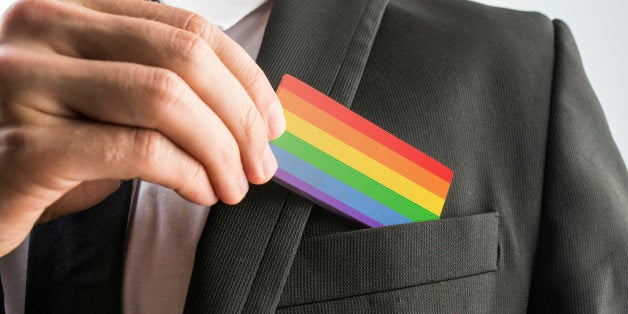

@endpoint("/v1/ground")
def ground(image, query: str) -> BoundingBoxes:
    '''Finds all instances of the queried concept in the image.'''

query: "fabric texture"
[9,0,628,312]
[527,20,628,311]
[123,2,272,312]
[123,182,210,314]
[24,181,133,313]
[184,0,389,312]
[274,1,628,311]
[279,213,500,308]
[0,239,27,314]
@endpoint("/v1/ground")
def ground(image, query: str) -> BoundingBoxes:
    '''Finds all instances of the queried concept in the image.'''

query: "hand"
[0,0,285,256]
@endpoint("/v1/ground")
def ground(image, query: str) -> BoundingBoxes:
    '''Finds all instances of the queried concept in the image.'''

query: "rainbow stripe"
[271,75,453,227]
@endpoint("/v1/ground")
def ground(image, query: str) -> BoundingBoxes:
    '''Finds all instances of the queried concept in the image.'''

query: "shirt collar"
[160,0,268,30]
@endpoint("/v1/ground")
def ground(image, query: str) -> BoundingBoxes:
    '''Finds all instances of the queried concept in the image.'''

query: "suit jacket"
[5,0,627,312]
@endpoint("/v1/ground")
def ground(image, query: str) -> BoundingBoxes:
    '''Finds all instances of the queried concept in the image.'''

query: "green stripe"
[273,132,438,221]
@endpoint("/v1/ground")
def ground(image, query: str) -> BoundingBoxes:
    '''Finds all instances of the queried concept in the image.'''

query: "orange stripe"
[278,87,450,199]
[280,74,453,182]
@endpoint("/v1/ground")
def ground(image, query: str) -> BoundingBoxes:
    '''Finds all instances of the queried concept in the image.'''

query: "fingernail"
[267,100,286,139]
[262,145,278,179]
[239,173,249,195]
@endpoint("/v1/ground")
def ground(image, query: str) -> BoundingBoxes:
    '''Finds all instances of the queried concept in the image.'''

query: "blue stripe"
[271,144,412,225]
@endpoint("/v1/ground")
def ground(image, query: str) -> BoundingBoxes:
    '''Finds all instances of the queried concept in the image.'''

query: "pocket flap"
[278,212,500,307]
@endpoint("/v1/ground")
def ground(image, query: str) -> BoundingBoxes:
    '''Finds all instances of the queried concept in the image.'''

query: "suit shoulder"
[386,0,555,56]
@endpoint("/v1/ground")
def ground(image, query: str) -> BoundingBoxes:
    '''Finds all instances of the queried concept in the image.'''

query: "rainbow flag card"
[270,75,453,227]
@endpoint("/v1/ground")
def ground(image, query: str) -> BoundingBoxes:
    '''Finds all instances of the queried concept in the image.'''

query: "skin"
[0,0,286,257]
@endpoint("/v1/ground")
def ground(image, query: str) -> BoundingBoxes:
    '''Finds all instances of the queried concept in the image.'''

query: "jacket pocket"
[277,212,500,308]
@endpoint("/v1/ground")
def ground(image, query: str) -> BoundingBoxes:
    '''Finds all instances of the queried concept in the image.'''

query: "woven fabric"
[276,1,628,311]
[14,0,628,312]
[24,181,133,313]
[183,0,389,312]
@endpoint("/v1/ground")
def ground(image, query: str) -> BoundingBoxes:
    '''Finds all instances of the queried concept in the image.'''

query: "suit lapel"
[184,0,389,312]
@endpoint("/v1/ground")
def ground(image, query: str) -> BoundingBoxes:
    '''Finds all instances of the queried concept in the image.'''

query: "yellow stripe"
[285,110,445,215]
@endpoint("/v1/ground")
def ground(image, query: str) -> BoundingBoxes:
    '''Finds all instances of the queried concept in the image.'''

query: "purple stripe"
[274,168,384,227]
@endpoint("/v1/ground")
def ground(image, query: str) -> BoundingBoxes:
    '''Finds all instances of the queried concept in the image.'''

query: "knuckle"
[0,49,19,83]
[216,137,239,168]
[2,0,39,27]
[132,129,165,171]
[148,68,182,94]
[240,66,273,111]
[1,3,27,33]
[2,0,60,31]
[0,127,28,160]
[182,13,214,43]
[201,21,227,51]
[240,103,265,144]
[145,68,186,122]
[0,47,33,82]
[240,66,265,91]
[102,129,126,165]
[171,29,208,65]
[0,127,42,177]
[185,161,206,188]
[0,49,12,72]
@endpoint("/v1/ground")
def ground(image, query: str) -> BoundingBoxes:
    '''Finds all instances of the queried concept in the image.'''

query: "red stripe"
[279,74,453,182]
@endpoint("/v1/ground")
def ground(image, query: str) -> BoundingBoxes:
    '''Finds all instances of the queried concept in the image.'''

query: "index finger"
[74,0,286,140]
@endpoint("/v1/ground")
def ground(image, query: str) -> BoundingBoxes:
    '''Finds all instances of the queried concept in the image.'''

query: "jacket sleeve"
[527,20,628,312]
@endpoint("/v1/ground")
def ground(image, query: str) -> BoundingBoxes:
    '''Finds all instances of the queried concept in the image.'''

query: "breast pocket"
[277,212,500,310]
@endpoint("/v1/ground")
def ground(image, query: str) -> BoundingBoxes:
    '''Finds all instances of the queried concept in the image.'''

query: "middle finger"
[14,0,277,184]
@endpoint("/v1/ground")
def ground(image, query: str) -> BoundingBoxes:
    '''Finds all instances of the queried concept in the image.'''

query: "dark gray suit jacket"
[7,0,628,313]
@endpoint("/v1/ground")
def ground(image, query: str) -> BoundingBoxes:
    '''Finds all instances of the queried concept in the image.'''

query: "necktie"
[183,182,311,313]
[183,0,388,310]
[25,181,133,313]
